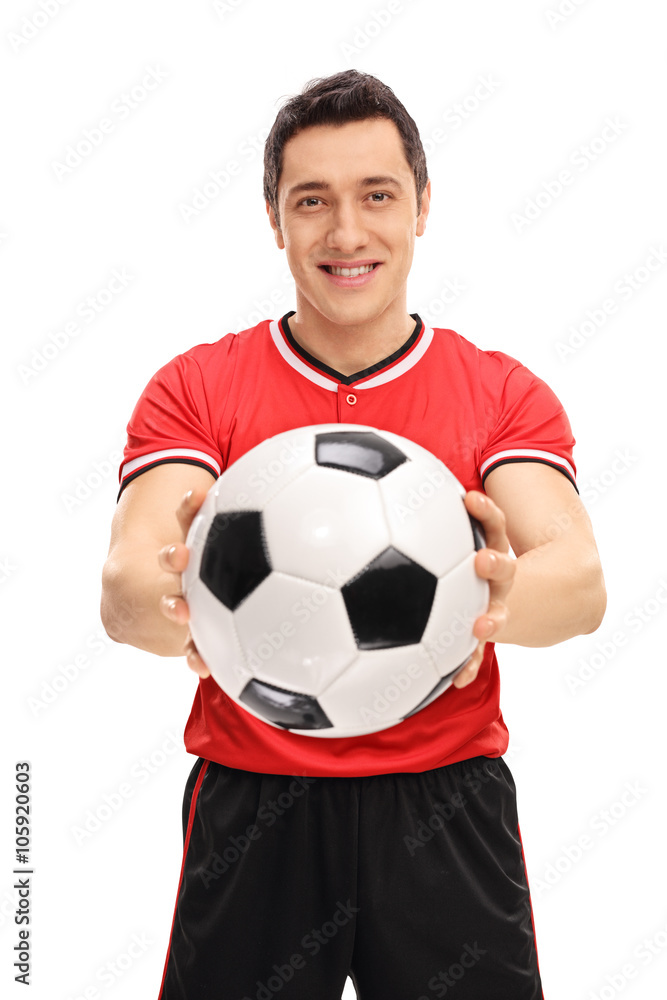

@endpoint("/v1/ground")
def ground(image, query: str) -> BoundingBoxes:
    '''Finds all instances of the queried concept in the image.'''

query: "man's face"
[268,118,430,329]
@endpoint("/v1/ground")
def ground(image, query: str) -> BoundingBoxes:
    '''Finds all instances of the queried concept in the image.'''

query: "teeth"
[326,264,376,276]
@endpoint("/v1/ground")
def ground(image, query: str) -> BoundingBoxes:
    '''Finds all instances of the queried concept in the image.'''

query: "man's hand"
[452,490,516,689]
[158,488,211,678]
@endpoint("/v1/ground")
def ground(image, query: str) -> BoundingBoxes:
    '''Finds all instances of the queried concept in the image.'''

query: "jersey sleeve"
[117,350,223,500]
[478,355,578,492]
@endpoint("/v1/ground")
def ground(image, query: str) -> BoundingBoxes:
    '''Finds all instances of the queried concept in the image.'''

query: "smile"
[321,263,379,276]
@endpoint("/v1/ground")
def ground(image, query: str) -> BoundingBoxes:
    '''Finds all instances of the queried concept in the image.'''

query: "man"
[101,70,606,999]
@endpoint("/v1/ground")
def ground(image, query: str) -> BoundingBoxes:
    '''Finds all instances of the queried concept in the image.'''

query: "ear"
[416,179,431,237]
[267,201,285,249]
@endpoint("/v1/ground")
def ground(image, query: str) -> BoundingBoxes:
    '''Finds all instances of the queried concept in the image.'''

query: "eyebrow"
[286,175,404,200]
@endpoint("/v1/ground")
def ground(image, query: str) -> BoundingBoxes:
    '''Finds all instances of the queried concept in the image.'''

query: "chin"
[321,296,385,326]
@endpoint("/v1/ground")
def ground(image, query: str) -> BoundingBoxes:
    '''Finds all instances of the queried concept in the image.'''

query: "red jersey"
[118,312,577,776]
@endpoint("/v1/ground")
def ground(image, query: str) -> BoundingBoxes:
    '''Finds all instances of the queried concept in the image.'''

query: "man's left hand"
[452,490,516,689]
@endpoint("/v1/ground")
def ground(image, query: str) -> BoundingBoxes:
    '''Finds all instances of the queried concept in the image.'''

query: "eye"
[300,197,322,207]
[368,192,390,203]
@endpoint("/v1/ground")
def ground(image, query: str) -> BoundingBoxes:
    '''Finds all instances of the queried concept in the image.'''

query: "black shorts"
[157,755,544,1000]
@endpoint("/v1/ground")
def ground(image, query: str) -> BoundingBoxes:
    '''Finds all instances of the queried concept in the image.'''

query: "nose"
[325,199,369,254]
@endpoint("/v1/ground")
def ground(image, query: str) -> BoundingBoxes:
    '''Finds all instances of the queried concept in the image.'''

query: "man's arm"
[100,463,215,657]
[483,461,606,646]
[452,462,606,690]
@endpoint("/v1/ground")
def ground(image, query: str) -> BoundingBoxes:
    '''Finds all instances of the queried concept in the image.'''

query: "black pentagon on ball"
[468,513,486,552]
[342,546,437,649]
[199,510,271,611]
[239,678,333,730]
[315,430,407,479]
[400,654,473,720]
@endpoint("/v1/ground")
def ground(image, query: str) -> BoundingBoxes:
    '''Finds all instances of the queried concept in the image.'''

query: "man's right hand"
[158,487,212,678]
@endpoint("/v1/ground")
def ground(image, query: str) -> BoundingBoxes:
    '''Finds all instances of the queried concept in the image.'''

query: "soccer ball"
[182,424,489,738]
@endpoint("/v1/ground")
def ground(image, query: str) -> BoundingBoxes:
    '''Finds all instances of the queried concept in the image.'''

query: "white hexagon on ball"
[379,455,472,579]
[319,642,440,730]
[264,464,388,587]
[234,572,358,695]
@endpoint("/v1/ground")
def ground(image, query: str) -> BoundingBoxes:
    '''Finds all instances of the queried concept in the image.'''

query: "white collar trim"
[268,319,434,392]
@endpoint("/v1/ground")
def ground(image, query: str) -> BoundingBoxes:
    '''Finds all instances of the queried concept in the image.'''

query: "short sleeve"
[117,350,223,500]
[478,356,578,493]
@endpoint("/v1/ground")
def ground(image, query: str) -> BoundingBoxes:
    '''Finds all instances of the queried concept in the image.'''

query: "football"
[182,424,489,738]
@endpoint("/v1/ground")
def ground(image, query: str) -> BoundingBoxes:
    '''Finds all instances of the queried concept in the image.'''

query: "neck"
[288,298,417,377]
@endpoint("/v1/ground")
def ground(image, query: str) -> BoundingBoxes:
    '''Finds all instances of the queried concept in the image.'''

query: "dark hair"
[263,69,428,229]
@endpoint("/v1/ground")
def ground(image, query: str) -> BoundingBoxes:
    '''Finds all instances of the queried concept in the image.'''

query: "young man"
[101,70,606,999]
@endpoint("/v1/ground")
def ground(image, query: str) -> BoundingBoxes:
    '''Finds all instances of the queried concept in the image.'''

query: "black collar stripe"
[279,311,424,387]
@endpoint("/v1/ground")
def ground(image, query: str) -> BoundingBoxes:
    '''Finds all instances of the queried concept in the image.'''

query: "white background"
[2,0,666,997]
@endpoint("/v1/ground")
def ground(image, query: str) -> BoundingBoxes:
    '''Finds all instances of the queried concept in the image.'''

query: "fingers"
[158,541,190,575]
[160,596,210,677]
[466,491,515,612]
[185,639,211,679]
[453,494,515,690]
[452,645,485,688]
[474,547,515,595]
[158,487,209,574]
[155,487,212,681]
[175,488,209,539]
[160,593,190,626]
[160,597,210,678]
[451,602,505,689]
[473,597,509,642]
[464,490,509,555]
[453,579,513,689]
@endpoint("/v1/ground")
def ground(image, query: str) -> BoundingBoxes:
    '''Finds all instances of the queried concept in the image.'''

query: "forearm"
[100,546,188,656]
[491,541,606,647]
